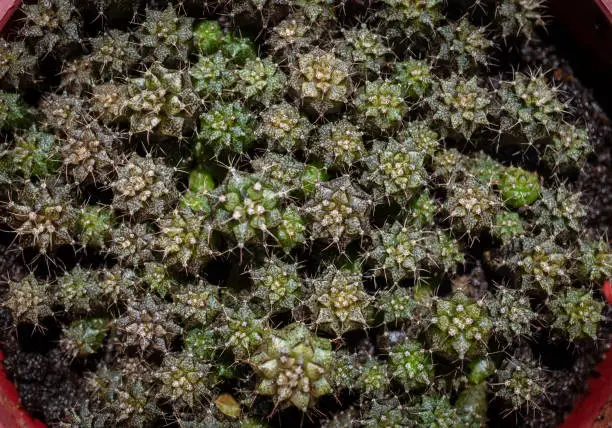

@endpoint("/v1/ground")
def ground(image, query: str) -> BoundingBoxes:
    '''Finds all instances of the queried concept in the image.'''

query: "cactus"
[576,239,612,284]
[139,6,194,65]
[430,75,492,139]
[193,20,224,55]
[156,353,211,408]
[497,167,541,209]
[308,265,373,336]
[233,57,287,107]
[2,127,60,179]
[0,39,37,89]
[111,154,177,220]
[250,256,302,313]
[533,185,586,238]
[90,30,140,80]
[542,123,592,174]
[494,354,547,413]
[393,59,435,100]
[302,176,373,246]
[256,101,313,152]
[155,208,215,273]
[76,206,114,249]
[250,323,333,410]
[549,288,604,341]
[437,19,494,73]
[489,287,537,342]
[61,125,117,185]
[126,64,198,137]
[353,79,407,133]
[0,91,30,129]
[492,211,525,245]
[427,292,493,359]
[4,180,77,253]
[196,101,256,157]
[117,295,182,354]
[512,235,571,294]
[444,177,501,236]
[171,282,221,327]
[338,26,390,78]
[496,0,547,42]
[19,0,82,57]
[362,138,427,203]
[389,340,434,390]
[217,303,267,359]
[61,318,110,359]
[313,118,366,169]
[497,72,565,143]
[4,274,53,325]
[289,49,352,115]
[377,0,443,40]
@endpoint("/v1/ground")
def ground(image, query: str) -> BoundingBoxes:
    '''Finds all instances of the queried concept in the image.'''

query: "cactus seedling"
[139,6,194,65]
[389,340,434,390]
[250,256,302,313]
[256,102,313,152]
[308,265,373,336]
[250,323,333,411]
[290,48,352,115]
[4,274,53,325]
[498,167,541,209]
[427,292,493,359]
[302,176,373,247]
[549,287,604,341]
[196,101,256,157]
[354,79,407,133]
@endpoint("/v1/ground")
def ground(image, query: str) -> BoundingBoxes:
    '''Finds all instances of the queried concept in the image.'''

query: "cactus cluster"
[0,1,609,427]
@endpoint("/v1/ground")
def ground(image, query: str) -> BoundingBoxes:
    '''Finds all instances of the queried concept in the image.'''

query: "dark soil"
[0,12,611,428]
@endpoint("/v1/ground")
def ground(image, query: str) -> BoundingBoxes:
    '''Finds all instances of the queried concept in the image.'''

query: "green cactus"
[497,72,565,143]
[139,6,194,65]
[542,123,592,174]
[427,292,493,359]
[313,118,366,169]
[430,75,492,139]
[250,256,302,313]
[550,288,604,341]
[61,318,110,359]
[437,19,494,73]
[492,211,525,245]
[250,323,333,410]
[338,26,390,78]
[256,101,313,152]
[90,30,140,80]
[189,53,235,101]
[444,177,501,236]
[393,59,435,100]
[196,101,256,157]
[171,282,221,327]
[308,265,373,336]
[4,180,77,253]
[4,274,53,325]
[494,354,547,413]
[489,287,537,342]
[498,167,541,209]
[111,154,177,220]
[576,239,612,284]
[0,39,37,89]
[302,176,373,246]
[126,63,198,137]
[378,0,444,40]
[389,340,434,390]
[290,49,352,115]
[19,0,82,57]
[217,303,267,359]
[233,57,287,107]
[0,91,31,129]
[533,185,586,238]
[2,127,60,179]
[193,20,224,55]
[497,0,547,42]
[156,353,211,408]
[354,79,407,133]
[362,138,427,203]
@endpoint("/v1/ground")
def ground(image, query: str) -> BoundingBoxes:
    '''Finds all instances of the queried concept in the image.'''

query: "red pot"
[0,0,610,426]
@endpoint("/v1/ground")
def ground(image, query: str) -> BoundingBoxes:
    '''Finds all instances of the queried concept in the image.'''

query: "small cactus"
[430,75,492,139]
[61,318,110,359]
[196,101,256,157]
[139,6,194,65]
[90,30,140,80]
[250,256,303,313]
[437,19,494,73]
[353,79,407,133]
[497,167,541,209]
[427,292,493,359]
[250,323,333,410]
[156,353,211,408]
[313,118,366,169]
[256,101,313,152]
[302,176,373,246]
[389,340,434,390]
[4,274,53,325]
[308,265,373,336]
[393,59,435,100]
[549,287,604,341]
[289,49,352,115]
